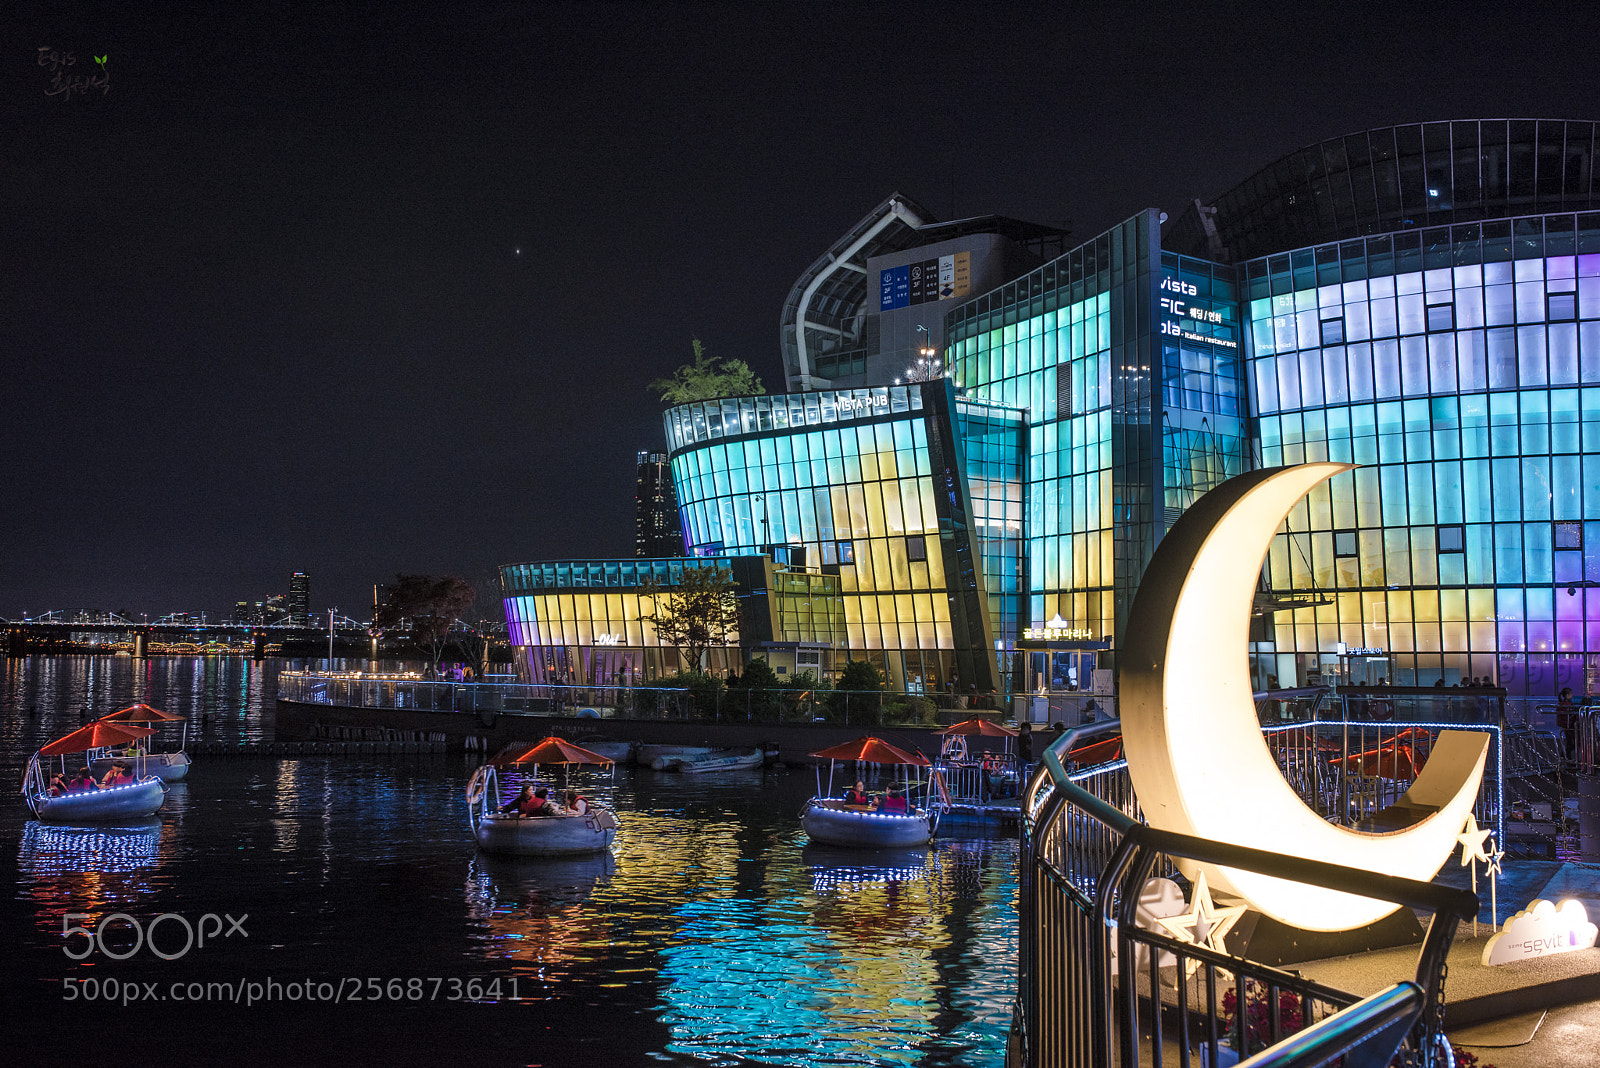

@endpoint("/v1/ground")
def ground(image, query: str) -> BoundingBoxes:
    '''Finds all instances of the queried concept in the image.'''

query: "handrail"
[1235,982,1424,1068]
[1035,730,1478,920]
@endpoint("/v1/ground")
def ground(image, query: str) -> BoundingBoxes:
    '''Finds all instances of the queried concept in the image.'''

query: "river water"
[0,657,1016,1068]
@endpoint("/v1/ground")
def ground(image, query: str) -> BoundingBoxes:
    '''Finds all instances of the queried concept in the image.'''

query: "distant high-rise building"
[634,451,684,557]
[288,572,310,627]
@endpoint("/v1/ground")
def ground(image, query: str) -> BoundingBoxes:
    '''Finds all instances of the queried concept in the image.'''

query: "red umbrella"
[495,737,614,767]
[97,703,186,722]
[809,736,931,766]
[1330,742,1423,779]
[941,718,1019,738]
[1068,735,1124,765]
[38,722,157,756]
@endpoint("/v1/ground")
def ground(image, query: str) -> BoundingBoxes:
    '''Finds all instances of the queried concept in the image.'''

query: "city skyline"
[7,1,1597,617]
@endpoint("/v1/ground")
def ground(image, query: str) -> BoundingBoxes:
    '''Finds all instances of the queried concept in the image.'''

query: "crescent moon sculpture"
[1121,463,1489,932]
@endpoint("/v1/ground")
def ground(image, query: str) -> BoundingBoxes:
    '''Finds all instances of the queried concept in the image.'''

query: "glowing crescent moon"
[1121,463,1489,932]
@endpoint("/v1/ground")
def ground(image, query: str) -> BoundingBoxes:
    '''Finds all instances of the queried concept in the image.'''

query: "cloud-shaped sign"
[1482,898,1598,966]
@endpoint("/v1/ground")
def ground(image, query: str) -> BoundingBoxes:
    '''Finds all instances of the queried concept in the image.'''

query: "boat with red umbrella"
[800,736,944,848]
[89,704,191,782]
[22,722,167,822]
[467,737,620,856]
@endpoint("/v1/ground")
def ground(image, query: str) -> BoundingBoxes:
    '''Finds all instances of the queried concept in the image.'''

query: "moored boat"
[468,736,619,857]
[799,736,946,848]
[638,743,716,769]
[666,746,769,774]
[574,736,637,765]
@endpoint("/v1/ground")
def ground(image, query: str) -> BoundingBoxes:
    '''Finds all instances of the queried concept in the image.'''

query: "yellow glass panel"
[894,593,913,624]
[926,545,945,588]
[1468,589,1495,621]
[844,598,861,624]
[1440,589,1467,622]
[864,482,886,533]
[1413,589,1439,622]
[882,480,905,532]
[1387,591,1413,624]
[934,597,950,622]
[1415,623,1442,652]
[879,450,898,480]
[901,481,924,533]
[918,621,937,647]
[1469,622,1495,649]
[935,621,953,646]
[860,448,879,482]
[900,622,919,648]
[888,539,910,588]
[860,597,878,625]
[909,560,929,589]
[1442,622,1468,650]
[1389,625,1415,652]
[870,539,891,591]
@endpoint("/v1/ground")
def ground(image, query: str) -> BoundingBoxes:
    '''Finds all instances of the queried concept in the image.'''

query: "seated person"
[498,785,536,815]
[843,780,871,806]
[48,772,68,797]
[68,767,99,792]
[564,789,588,815]
[878,785,909,814]
[525,787,565,817]
[101,762,134,787]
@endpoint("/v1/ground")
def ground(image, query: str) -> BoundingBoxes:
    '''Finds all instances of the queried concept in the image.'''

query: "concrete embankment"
[273,699,999,765]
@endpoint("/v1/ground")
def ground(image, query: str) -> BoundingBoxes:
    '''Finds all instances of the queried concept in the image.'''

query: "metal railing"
[276,671,959,727]
[1012,732,1478,1068]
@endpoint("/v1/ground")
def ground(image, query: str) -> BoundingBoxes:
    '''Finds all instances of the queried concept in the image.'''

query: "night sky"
[5,1,1596,620]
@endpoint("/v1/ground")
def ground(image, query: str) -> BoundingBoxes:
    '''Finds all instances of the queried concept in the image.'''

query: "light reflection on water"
[4,656,1014,1067]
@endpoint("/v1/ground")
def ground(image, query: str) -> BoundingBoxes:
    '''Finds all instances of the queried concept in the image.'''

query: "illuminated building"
[287,572,310,628]
[504,120,1600,699]
[781,194,1068,391]
[634,450,685,558]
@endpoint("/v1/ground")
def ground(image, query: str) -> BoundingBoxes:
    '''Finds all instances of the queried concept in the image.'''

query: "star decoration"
[1484,841,1504,879]
[1457,815,1492,866]
[1154,870,1248,977]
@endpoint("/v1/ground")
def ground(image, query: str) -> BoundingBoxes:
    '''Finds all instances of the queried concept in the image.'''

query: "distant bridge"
[1,620,372,659]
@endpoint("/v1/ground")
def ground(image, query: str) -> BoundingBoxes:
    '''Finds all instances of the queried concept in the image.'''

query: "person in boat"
[100,762,134,788]
[48,772,69,797]
[878,785,909,814]
[564,789,588,815]
[68,767,100,792]
[843,780,871,806]
[498,785,536,816]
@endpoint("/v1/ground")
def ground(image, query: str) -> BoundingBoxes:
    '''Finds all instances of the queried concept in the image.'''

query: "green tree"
[649,338,766,404]
[826,659,885,723]
[637,564,741,674]
[374,574,476,670]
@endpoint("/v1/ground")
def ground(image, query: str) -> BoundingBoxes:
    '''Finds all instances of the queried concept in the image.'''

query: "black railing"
[1012,733,1478,1068]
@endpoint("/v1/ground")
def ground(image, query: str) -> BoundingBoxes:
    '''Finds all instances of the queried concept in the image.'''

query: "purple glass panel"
[1498,621,1526,651]
[1498,654,1527,696]
[1526,620,1555,651]
[1557,621,1584,651]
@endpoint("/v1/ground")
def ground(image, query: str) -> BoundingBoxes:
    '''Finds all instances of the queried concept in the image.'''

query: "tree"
[637,564,741,674]
[373,574,476,670]
[649,338,765,404]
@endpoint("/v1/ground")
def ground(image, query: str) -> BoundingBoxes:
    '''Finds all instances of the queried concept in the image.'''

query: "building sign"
[1023,624,1096,641]
[1159,275,1238,350]
[1482,899,1598,966]
[837,394,890,414]
[593,633,622,646]
[1336,643,1386,657]
[880,252,972,310]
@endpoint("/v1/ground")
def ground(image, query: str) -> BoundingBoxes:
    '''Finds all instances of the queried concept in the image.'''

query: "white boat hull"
[91,752,190,782]
[29,778,166,822]
[672,747,765,774]
[800,799,936,848]
[639,744,715,768]
[474,811,618,856]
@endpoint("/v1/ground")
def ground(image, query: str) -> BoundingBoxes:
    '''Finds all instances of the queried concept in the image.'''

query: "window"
[906,535,928,562]
[1320,317,1345,346]
[1426,303,1455,332]
[1548,292,1577,321]
[1554,521,1583,549]
[1055,362,1072,416]
[837,540,855,565]
[1438,524,1465,552]
[1334,530,1359,557]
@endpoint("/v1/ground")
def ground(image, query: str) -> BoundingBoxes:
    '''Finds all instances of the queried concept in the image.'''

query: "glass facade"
[498,120,1600,702]
[501,556,843,684]
[666,382,1013,694]
[1245,213,1600,695]
[945,211,1246,659]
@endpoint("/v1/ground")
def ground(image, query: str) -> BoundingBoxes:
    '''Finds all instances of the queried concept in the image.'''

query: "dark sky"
[5,1,1596,620]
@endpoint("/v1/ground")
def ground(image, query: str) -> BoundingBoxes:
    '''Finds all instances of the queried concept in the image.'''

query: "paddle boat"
[467,737,619,856]
[662,745,771,774]
[88,704,191,782]
[935,717,1022,804]
[799,736,946,848]
[22,722,166,823]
